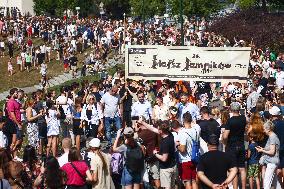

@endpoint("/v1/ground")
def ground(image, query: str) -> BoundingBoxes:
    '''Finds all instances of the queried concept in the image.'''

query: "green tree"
[129,0,166,18]
[170,0,223,17]
[33,0,96,17]
[56,0,78,16]
[33,0,58,15]
[236,0,284,10]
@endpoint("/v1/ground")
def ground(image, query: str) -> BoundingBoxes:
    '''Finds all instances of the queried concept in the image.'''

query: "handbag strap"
[70,162,86,181]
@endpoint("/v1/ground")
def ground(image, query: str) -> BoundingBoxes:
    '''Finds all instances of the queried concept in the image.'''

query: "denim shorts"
[121,167,142,186]
[16,127,23,140]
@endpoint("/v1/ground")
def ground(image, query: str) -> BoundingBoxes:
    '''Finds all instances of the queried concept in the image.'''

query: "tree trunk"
[262,0,267,12]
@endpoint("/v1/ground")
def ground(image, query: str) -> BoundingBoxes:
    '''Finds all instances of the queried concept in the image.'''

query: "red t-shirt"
[27,39,33,47]
[61,161,88,186]
[6,99,21,123]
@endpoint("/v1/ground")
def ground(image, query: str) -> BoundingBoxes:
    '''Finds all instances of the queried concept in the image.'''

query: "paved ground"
[0,55,124,101]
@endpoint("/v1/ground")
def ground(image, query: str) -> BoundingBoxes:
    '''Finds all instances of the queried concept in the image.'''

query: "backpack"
[58,105,66,120]
[185,128,200,164]
[125,143,144,173]
[110,152,124,175]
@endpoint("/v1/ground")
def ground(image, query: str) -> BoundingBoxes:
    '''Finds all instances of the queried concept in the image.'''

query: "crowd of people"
[0,12,284,189]
[0,14,248,86]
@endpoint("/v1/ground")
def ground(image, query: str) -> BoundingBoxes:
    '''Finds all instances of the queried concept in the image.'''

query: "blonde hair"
[264,120,275,131]
[86,94,96,103]
[211,107,220,118]
[62,138,72,149]
[220,110,230,125]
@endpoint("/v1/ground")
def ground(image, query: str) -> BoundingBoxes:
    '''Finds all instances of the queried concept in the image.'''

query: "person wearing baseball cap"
[270,106,284,178]
[113,126,145,188]
[89,138,112,189]
[222,101,247,189]
[123,127,134,137]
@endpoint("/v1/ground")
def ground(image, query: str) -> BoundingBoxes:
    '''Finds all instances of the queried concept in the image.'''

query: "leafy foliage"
[33,0,96,17]
[129,0,166,18]
[208,8,284,52]
[170,0,223,17]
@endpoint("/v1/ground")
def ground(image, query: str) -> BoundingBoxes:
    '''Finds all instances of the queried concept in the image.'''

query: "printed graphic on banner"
[125,46,251,82]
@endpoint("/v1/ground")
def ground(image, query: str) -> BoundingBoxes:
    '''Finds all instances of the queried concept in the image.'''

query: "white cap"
[89,138,101,148]
[269,106,281,116]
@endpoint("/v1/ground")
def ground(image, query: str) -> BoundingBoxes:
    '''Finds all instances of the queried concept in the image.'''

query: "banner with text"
[125,46,251,82]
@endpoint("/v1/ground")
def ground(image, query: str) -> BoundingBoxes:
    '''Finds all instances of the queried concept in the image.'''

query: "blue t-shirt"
[279,105,284,116]
[248,142,259,165]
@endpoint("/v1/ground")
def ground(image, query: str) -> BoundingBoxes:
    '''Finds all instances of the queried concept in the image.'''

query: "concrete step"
[57,74,69,82]
[48,79,60,87]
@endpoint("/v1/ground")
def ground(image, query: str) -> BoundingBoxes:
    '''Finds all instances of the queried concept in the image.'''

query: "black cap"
[207,134,219,145]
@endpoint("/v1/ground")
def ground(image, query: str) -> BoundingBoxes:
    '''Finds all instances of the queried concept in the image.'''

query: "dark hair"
[23,145,37,176]
[68,147,82,162]
[248,131,258,141]
[170,120,181,129]
[180,93,188,97]
[0,149,12,178]
[45,156,64,189]
[200,106,210,115]
[183,112,192,123]
[137,90,144,96]
[9,88,18,95]
[158,120,171,133]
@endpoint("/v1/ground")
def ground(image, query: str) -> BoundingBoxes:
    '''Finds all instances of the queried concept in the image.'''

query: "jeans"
[263,163,281,189]
[104,117,121,145]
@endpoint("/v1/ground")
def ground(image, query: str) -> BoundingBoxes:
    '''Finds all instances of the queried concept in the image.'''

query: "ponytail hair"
[96,150,108,174]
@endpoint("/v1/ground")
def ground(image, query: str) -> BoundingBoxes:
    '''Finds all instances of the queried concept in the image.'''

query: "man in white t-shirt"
[131,91,153,121]
[100,86,121,147]
[176,112,201,189]
[56,89,74,140]
[58,138,72,167]
[275,66,284,89]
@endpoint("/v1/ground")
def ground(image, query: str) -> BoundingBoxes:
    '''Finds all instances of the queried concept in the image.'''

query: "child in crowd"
[7,59,13,76]
[40,62,48,89]
[45,101,61,157]
[247,132,261,189]
[16,54,23,71]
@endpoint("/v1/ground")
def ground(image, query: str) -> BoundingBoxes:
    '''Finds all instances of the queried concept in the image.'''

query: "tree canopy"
[33,0,284,18]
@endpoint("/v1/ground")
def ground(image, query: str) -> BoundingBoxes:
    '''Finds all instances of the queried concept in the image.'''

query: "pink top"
[61,161,88,186]
[6,98,21,123]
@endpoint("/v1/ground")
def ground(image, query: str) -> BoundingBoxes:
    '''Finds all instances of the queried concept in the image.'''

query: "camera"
[132,116,140,121]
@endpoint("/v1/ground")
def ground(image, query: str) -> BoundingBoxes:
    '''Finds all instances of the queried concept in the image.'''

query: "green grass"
[0,63,124,110]
[0,38,93,93]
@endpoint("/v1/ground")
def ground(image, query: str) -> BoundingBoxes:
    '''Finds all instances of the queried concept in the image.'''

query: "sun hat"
[89,138,101,148]
[269,106,281,116]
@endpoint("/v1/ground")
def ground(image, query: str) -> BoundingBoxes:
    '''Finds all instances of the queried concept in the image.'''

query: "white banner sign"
[125,46,251,82]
